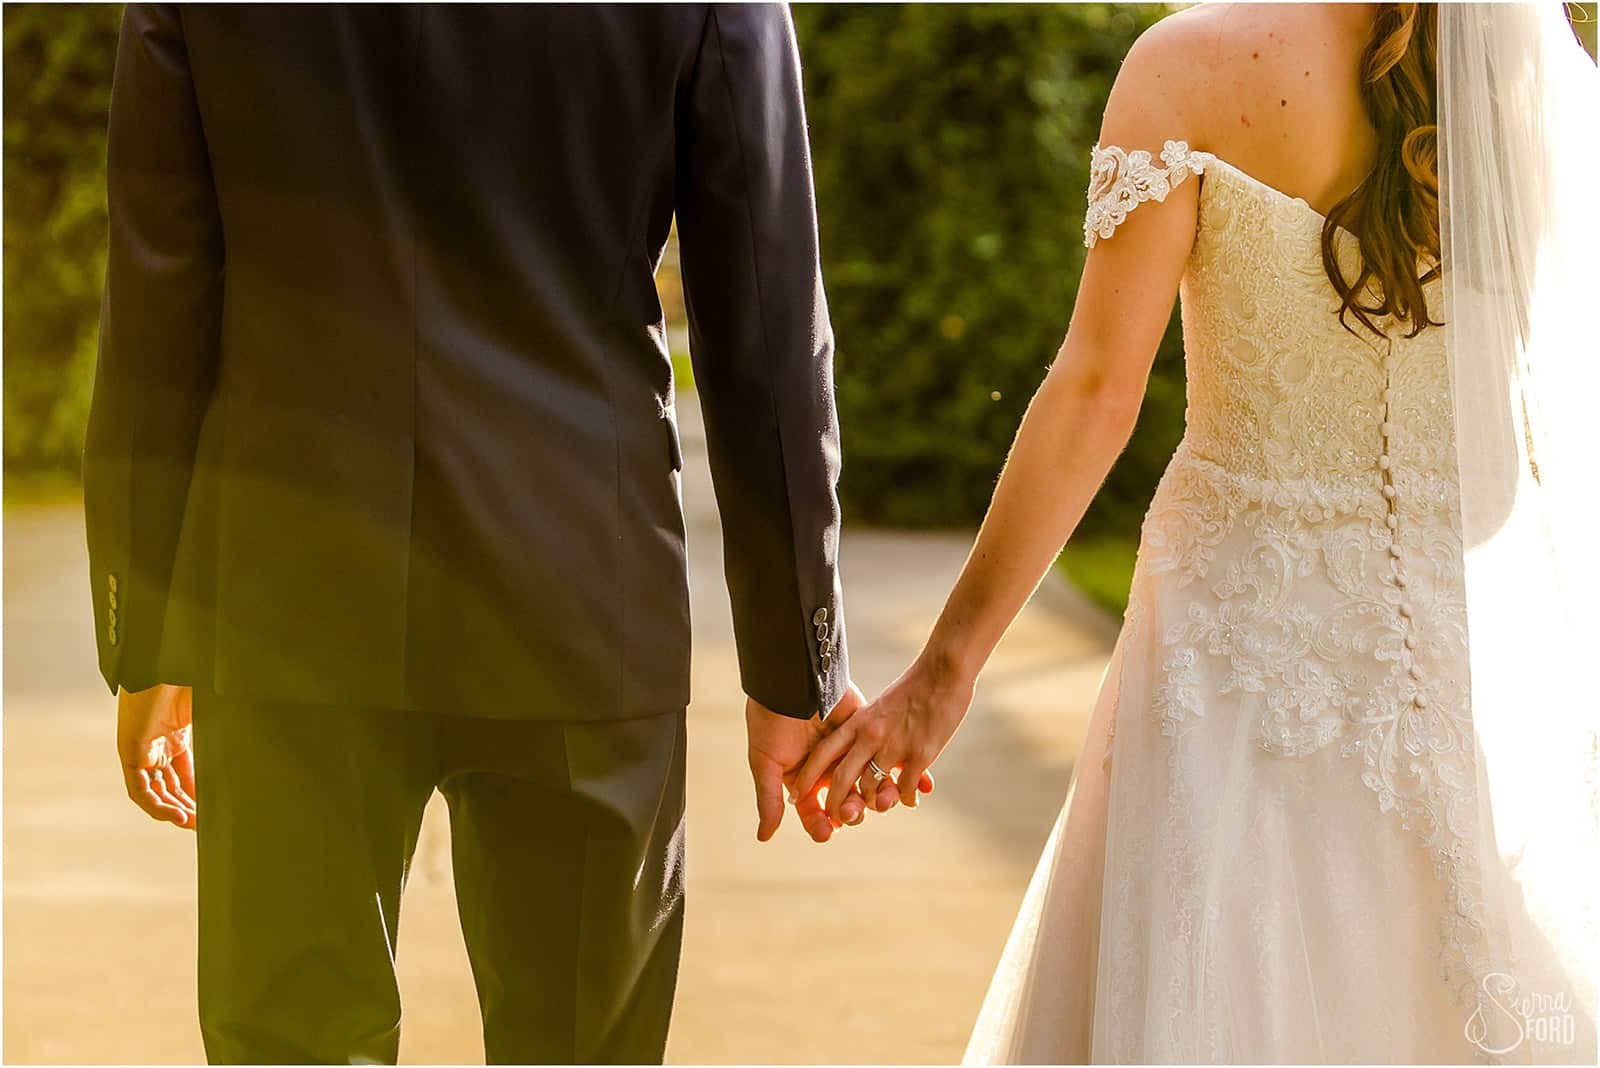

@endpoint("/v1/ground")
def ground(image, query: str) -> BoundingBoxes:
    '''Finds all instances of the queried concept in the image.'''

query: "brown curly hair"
[1320,3,1441,339]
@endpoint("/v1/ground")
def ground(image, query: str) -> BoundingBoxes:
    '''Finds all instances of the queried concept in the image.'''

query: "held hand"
[116,683,198,829]
[794,651,974,823]
[746,687,871,844]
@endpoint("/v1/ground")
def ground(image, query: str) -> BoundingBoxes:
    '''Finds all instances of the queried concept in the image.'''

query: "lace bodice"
[1088,140,1455,505]
[1085,141,1488,1016]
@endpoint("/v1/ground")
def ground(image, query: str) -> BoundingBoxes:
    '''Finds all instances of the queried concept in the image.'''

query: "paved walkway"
[3,394,1117,1064]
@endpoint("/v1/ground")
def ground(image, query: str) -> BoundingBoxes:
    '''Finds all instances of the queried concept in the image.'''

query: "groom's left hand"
[116,683,198,829]
[746,687,870,843]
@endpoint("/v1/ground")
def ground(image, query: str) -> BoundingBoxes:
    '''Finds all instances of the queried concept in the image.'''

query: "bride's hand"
[793,651,973,823]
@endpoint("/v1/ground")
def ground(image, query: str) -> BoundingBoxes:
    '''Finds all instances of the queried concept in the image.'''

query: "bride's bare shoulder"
[1096,7,1228,147]
[1109,4,1374,170]
[1102,4,1296,146]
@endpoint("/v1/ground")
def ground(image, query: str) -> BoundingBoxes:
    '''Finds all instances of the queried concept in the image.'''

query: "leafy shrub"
[794,3,1186,544]
[3,4,121,480]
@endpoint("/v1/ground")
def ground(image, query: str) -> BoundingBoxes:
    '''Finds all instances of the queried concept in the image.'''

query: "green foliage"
[3,3,122,478]
[794,3,1186,544]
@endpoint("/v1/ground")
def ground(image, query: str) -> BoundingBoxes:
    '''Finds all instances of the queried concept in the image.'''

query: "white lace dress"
[963,142,1591,1064]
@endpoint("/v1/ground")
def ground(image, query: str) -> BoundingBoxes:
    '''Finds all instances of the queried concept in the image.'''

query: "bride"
[797,3,1597,1062]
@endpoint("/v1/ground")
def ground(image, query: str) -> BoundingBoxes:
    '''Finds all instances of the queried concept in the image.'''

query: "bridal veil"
[1442,2,1599,1057]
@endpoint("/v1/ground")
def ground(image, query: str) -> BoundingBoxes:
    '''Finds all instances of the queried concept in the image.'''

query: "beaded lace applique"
[1084,140,1214,248]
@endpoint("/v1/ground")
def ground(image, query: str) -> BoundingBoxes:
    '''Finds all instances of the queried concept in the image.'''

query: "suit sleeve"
[83,4,223,695]
[673,4,848,721]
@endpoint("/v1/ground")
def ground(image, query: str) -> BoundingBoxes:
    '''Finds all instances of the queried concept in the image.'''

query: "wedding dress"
[963,127,1597,1062]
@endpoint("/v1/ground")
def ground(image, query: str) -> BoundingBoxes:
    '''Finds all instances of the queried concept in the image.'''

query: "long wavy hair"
[1319,3,1441,340]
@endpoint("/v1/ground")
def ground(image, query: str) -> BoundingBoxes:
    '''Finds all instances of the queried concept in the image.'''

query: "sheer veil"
[1440,3,1598,1058]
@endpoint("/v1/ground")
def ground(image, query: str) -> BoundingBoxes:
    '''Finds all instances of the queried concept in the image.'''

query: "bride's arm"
[797,21,1216,818]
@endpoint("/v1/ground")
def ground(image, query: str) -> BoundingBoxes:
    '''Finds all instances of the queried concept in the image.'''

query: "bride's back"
[1180,3,1381,218]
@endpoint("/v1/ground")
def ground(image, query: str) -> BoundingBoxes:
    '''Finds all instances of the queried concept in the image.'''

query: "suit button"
[108,626,118,647]
[815,622,829,642]
[812,607,828,627]
[819,638,832,658]
[820,653,833,674]
[107,573,118,593]
[108,591,118,610]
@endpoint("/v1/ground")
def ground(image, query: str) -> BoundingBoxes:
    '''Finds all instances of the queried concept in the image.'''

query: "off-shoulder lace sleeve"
[1083,139,1213,248]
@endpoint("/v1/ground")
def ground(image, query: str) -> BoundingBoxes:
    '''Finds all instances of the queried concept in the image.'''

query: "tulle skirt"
[963,555,1596,1064]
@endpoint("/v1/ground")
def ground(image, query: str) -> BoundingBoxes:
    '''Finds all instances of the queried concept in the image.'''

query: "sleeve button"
[812,607,828,627]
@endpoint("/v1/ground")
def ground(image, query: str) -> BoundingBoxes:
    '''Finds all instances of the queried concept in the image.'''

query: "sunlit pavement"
[3,393,1116,1064]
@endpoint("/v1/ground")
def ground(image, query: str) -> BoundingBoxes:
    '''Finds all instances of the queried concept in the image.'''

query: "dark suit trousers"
[192,690,687,1065]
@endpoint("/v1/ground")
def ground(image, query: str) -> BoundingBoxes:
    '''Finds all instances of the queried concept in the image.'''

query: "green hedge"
[794,3,1186,543]
[3,4,122,480]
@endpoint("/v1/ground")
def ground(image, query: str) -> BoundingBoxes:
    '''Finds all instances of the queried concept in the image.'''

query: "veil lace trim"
[1084,140,1213,248]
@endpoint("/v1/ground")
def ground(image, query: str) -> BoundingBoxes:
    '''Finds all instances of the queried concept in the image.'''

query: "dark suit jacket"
[84,3,848,721]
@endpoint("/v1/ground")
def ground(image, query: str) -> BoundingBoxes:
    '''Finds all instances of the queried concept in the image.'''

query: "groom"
[86,5,876,1063]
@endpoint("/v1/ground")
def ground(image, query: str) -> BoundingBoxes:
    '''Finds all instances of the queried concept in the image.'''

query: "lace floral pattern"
[1102,149,1492,1044]
[1084,140,1213,248]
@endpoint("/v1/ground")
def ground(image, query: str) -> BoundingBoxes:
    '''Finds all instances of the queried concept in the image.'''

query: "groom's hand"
[746,687,870,843]
[116,683,198,829]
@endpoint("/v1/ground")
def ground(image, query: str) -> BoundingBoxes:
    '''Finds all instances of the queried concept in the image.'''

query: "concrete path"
[3,394,1117,1064]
